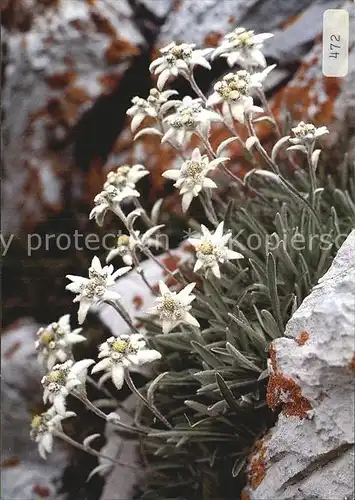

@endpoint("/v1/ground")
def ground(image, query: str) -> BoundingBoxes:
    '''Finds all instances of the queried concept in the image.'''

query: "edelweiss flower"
[162,148,227,212]
[91,334,161,390]
[207,67,275,123]
[30,407,75,459]
[41,359,94,414]
[149,281,199,333]
[162,96,221,145]
[66,256,131,324]
[36,314,86,370]
[90,184,140,226]
[289,121,329,147]
[106,226,164,265]
[149,42,212,90]
[213,27,273,68]
[189,222,243,278]
[104,164,149,191]
[127,89,178,132]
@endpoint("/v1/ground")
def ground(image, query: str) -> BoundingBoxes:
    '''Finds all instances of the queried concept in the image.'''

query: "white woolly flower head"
[89,184,140,226]
[149,41,212,90]
[289,121,329,146]
[66,256,131,324]
[127,89,179,132]
[149,281,200,334]
[162,148,228,212]
[189,222,244,278]
[91,334,161,390]
[104,164,149,191]
[36,314,86,370]
[162,96,221,145]
[206,66,275,123]
[213,27,274,68]
[41,359,94,414]
[30,406,75,459]
[106,225,164,265]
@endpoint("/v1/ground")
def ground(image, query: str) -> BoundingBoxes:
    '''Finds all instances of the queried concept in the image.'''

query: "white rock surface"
[99,395,142,500]
[1,319,70,500]
[245,230,355,500]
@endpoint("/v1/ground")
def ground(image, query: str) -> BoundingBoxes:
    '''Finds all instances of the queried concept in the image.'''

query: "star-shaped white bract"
[213,27,273,68]
[41,359,94,415]
[189,222,244,278]
[66,256,131,324]
[89,184,140,226]
[127,89,179,132]
[206,66,275,123]
[106,225,164,265]
[289,121,329,147]
[162,148,227,212]
[91,334,161,390]
[30,406,76,459]
[36,314,86,370]
[162,96,221,145]
[149,281,200,334]
[149,42,213,90]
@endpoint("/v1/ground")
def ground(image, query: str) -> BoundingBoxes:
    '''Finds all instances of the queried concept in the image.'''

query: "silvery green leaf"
[311,149,321,170]
[150,198,164,224]
[216,137,239,156]
[245,136,259,151]
[225,342,262,373]
[287,144,307,154]
[271,135,290,161]
[106,412,121,423]
[215,373,239,411]
[83,433,101,447]
[134,127,162,140]
[86,463,111,482]
[147,372,168,405]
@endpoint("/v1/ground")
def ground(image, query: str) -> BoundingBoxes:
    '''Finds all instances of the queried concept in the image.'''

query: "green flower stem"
[53,429,140,470]
[73,390,147,435]
[124,369,173,429]
[256,87,281,138]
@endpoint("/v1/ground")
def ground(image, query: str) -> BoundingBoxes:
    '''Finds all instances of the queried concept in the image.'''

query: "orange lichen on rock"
[247,439,268,489]
[32,485,51,498]
[4,341,22,359]
[271,41,341,126]
[64,87,91,105]
[349,353,355,372]
[269,344,277,372]
[105,38,139,64]
[133,295,144,311]
[46,71,77,89]
[296,331,309,346]
[240,489,249,500]
[267,372,311,418]
[90,11,117,36]
[98,73,122,93]
[1,456,21,468]
[204,31,222,48]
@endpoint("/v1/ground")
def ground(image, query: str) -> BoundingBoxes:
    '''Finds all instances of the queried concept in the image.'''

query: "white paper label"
[322,9,349,77]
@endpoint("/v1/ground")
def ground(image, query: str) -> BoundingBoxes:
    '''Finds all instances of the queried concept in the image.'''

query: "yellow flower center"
[162,296,178,312]
[185,161,205,177]
[117,235,130,246]
[113,340,129,353]
[40,330,54,345]
[196,241,215,255]
[31,414,42,429]
[47,371,65,383]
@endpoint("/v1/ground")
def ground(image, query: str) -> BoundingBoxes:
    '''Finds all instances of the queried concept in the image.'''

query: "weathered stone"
[2,0,143,234]
[244,230,355,500]
[99,395,142,500]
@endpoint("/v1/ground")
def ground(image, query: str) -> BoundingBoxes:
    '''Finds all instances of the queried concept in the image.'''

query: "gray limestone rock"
[245,230,355,500]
